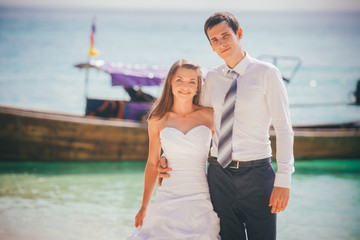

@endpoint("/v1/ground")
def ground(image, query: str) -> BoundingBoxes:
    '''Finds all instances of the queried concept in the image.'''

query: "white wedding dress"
[127,125,221,240]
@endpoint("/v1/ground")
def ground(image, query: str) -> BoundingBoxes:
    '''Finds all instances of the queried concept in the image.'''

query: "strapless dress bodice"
[159,125,212,195]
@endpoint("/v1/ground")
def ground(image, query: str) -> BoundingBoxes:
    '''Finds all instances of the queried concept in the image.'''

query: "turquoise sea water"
[0,160,359,240]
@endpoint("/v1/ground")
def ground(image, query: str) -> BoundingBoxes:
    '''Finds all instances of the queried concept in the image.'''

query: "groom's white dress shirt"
[200,52,295,188]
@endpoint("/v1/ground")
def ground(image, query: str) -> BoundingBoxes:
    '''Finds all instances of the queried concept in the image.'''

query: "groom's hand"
[157,156,172,186]
[269,186,290,214]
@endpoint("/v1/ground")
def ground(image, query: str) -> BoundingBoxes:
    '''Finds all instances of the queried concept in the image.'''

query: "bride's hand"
[135,207,147,227]
[157,156,172,186]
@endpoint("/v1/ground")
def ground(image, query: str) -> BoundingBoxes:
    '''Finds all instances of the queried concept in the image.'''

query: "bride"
[127,59,220,239]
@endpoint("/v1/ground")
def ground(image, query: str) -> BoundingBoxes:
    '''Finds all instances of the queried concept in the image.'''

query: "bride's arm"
[135,120,161,227]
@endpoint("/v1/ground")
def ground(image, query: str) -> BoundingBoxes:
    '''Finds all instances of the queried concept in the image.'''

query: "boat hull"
[1,105,359,161]
[0,105,148,161]
[270,128,360,160]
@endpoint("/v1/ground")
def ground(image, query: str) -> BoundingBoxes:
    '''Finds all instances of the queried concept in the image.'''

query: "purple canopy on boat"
[75,60,168,87]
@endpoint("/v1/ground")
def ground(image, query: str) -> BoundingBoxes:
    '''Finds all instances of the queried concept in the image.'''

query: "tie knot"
[227,70,239,80]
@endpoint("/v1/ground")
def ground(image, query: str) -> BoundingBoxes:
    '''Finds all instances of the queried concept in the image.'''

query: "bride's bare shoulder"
[195,105,214,116]
[194,105,213,129]
[148,113,170,131]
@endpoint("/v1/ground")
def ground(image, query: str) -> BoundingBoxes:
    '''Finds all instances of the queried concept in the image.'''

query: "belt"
[208,157,272,169]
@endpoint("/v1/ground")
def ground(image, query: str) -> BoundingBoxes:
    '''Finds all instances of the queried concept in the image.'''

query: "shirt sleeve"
[199,72,213,108]
[264,66,295,189]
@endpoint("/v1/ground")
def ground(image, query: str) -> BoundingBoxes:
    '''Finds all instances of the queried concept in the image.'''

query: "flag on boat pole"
[85,17,99,100]
[89,17,99,56]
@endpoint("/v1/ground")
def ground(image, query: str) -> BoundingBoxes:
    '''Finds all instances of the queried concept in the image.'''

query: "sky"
[0,0,360,12]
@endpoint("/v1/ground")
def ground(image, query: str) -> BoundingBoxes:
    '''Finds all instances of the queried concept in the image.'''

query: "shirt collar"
[223,51,250,77]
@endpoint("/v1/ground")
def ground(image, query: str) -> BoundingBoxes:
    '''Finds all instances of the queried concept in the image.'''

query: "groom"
[158,12,294,240]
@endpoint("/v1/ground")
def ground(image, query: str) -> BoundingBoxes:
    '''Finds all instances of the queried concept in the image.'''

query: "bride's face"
[171,67,199,101]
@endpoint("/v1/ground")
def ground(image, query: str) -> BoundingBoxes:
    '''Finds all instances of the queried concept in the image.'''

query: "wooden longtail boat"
[1,58,359,161]
[0,60,164,162]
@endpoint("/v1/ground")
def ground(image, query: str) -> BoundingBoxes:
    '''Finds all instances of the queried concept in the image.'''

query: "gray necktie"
[217,70,239,168]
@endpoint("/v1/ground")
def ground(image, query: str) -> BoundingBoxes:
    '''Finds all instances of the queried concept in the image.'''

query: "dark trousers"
[207,158,276,240]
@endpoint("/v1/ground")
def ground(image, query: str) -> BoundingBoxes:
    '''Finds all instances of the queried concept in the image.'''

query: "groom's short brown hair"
[204,12,240,41]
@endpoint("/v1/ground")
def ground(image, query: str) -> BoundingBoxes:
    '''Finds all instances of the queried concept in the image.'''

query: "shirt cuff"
[274,172,291,189]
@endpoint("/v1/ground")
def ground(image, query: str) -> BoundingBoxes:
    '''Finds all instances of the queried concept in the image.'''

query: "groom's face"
[207,21,242,61]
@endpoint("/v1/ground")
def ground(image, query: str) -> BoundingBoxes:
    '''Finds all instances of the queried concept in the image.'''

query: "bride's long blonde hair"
[148,59,203,120]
